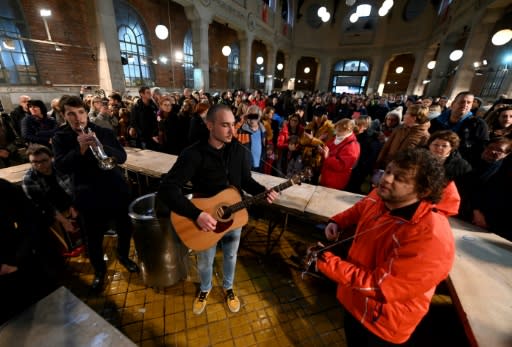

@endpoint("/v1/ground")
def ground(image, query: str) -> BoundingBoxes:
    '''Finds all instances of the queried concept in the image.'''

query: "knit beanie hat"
[387,106,403,119]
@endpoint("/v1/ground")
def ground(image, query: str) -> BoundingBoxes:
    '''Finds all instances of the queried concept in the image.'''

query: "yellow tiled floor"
[60,215,469,347]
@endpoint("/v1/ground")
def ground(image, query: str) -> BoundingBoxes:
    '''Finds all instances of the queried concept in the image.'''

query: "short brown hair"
[26,144,53,157]
[427,130,460,150]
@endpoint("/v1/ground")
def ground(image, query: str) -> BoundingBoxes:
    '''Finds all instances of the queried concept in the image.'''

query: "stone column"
[317,55,332,92]
[409,45,438,96]
[94,0,125,93]
[238,31,253,91]
[367,54,385,95]
[265,45,277,94]
[448,9,501,99]
[190,18,211,90]
[426,34,458,97]
[284,53,299,90]
[406,47,430,96]
[184,5,212,91]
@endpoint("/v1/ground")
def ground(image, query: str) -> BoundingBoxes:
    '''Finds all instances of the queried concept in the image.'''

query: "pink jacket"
[317,190,455,344]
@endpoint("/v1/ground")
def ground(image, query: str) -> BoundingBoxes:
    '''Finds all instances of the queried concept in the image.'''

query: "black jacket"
[129,98,159,149]
[157,139,266,220]
[52,123,129,210]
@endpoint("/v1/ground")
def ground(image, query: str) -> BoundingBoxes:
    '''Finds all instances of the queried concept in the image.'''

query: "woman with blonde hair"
[376,104,430,169]
[319,119,360,190]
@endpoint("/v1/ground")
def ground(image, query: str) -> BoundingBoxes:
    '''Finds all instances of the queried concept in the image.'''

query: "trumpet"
[79,125,116,170]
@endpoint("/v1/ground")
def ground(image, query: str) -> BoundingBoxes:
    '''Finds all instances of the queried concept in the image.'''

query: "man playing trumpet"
[52,95,139,291]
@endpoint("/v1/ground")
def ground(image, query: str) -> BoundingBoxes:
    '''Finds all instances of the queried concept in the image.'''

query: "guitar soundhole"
[216,205,232,221]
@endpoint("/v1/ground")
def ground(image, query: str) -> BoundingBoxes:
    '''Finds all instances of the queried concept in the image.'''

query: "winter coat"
[317,189,455,344]
[276,123,304,150]
[376,122,430,169]
[300,119,335,172]
[319,132,360,190]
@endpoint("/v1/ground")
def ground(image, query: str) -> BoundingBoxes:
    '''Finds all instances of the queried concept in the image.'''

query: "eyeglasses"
[485,147,508,155]
[30,158,51,165]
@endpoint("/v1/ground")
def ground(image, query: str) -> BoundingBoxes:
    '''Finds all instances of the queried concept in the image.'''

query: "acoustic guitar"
[170,171,310,251]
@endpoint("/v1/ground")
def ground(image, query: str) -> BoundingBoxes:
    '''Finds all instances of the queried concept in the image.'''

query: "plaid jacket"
[22,165,73,218]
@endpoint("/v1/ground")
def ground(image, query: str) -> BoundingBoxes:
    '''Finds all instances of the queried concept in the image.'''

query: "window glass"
[0,0,39,85]
[115,0,154,87]
[183,30,194,88]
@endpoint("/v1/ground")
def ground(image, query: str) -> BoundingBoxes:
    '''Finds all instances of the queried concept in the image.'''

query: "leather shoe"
[118,256,140,273]
[91,272,105,291]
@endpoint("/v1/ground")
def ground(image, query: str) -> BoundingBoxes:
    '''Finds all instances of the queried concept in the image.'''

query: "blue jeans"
[197,228,241,292]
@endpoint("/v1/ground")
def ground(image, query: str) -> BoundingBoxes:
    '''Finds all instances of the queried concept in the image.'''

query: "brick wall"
[209,22,238,91]
[20,0,98,87]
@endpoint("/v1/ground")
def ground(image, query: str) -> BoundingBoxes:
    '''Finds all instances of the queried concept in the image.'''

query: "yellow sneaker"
[193,291,209,315]
[225,288,240,313]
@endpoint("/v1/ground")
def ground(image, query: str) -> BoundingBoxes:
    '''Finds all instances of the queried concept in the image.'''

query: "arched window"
[183,30,194,88]
[227,43,240,89]
[331,59,370,94]
[0,0,38,85]
[114,0,154,87]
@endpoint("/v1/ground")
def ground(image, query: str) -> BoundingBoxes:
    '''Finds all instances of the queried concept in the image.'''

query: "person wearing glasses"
[22,144,84,257]
[459,137,512,240]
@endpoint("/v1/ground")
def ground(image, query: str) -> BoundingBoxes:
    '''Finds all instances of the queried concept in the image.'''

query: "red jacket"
[276,123,304,150]
[319,132,360,190]
[317,190,455,344]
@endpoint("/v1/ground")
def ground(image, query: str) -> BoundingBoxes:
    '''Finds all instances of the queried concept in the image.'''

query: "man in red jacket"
[316,148,455,346]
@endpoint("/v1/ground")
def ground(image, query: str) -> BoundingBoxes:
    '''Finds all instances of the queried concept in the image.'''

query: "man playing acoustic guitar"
[158,104,278,315]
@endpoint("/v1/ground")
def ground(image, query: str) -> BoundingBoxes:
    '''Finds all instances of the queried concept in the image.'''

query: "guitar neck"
[229,179,293,214]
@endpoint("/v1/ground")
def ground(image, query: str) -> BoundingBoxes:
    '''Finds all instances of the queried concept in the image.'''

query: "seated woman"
[427,130,472,189]
[20,100,57,147]
[427,130,472,216]
[459,138,512,240]
[319,119,360,190]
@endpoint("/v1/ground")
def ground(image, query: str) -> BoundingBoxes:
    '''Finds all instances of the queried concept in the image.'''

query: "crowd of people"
[0,86,511,344]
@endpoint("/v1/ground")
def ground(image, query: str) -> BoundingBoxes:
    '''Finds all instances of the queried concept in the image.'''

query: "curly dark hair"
[391,148,446,203]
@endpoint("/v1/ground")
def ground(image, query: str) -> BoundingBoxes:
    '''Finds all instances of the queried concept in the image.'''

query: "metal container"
[129,193,189,290]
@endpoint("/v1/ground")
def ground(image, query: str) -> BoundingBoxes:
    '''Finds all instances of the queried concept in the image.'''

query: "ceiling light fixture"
[491,29,512,46]
[356,4,372,17]
[449,49,463,62]
[40,9,52,17]
[349,13,359,23]
[221,45,231,57]
[155,25,169,40]
[427,60,436,69]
